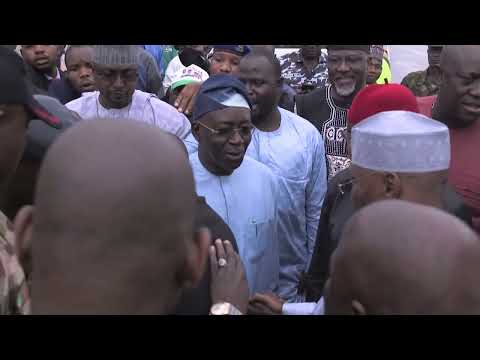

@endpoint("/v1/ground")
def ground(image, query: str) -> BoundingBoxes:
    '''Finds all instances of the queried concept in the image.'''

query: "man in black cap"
[295,45,369,179]
[0,47,60,314]
[189,74,280,297]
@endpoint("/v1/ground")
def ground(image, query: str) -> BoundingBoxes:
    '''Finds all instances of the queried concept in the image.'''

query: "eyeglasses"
[197,121,253,140]
[337,172,378,195]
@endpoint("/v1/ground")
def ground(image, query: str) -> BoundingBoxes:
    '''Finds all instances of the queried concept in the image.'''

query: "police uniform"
[279,50,328,94]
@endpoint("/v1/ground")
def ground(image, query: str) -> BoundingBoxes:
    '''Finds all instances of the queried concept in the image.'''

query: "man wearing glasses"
[66,45,191,139]
[189,74,280,296]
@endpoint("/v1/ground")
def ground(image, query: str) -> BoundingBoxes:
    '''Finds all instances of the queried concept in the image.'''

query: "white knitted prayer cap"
[351,111,450,173]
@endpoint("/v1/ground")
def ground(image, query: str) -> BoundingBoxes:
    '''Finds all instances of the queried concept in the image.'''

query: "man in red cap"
[248,84,473,314]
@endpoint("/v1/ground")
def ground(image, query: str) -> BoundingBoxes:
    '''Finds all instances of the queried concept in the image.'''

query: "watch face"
[211,303,230,315]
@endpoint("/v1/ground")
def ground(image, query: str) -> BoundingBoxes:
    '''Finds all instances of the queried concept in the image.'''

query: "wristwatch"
[210,302,243,315]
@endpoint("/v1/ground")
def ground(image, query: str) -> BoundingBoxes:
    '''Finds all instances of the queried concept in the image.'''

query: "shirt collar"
[44,67,60,81]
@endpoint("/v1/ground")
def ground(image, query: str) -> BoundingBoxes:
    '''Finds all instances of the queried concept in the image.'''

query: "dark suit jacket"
[24,62,64,94]
[174,196,238,315]
[304,167,475,302]
[48,78,81,105]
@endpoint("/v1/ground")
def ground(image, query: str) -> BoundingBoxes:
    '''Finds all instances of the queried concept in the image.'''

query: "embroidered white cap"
[351,111,450,173]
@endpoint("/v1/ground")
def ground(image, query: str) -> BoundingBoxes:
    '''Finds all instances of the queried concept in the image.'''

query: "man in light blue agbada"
[239,50,328,302]
[189,74,280,295]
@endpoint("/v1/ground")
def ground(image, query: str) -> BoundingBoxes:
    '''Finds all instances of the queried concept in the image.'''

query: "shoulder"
[188,151,201,168]
[279,51,299,65]
[242,156,274,176]
[242,156,277,185]
[65,91,96,110]
[146,92,184,116]
[166,56,182,70]
[282,83,296,96]
[48,78,67,90]
[402,70,426,84]
[279,107,324,143]
[329,167,352,187]
[297,86,327,104]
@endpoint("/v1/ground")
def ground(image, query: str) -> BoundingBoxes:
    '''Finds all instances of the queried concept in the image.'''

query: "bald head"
[325,200,480,315]
[30,119,200,314]
[433,45,480,128]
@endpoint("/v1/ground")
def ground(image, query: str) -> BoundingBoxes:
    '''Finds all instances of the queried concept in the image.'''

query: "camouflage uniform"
[401,67,441,97]
[0,211,30,315]
[279,50,328,94]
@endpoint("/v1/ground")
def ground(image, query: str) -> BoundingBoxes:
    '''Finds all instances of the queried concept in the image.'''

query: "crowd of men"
[0,43,479,315]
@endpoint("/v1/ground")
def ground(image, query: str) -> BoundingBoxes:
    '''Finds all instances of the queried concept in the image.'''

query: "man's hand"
[248,293,284,315]
[210,239,249,314]
[174,82,202,116]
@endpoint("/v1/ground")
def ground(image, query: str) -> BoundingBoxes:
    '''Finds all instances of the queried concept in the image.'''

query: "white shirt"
[162,55,185,93]
[190,152,280,295]
[282,297,325,315]
[182,109,328,301]
[66,90,191,139]
[45,67,61,81]
[246,108,328,302]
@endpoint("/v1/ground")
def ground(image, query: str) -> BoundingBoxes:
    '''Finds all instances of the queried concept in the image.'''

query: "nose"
[228,130,244,145]
[338,58,350,73]
[220,62,232,74]
[469,79,480,97]
[112,74,125,88]
[79,66,92,79]
[34,45,46,55]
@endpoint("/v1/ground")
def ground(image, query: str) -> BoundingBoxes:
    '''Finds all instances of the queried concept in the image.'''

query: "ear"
[351,300,366,315]
[384,172,402,199]
[192,122,201,142]
[182,227,211,288]
[13,205,34,274]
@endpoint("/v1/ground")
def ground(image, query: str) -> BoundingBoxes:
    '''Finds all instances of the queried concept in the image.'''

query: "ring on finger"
[218,258,227,267]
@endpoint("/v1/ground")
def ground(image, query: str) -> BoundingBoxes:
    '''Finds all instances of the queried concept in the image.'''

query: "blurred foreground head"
[325,199,480,315]
[23,119,210,314]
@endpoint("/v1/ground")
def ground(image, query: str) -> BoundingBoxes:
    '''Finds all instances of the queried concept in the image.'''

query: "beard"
[334,81,356,97]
